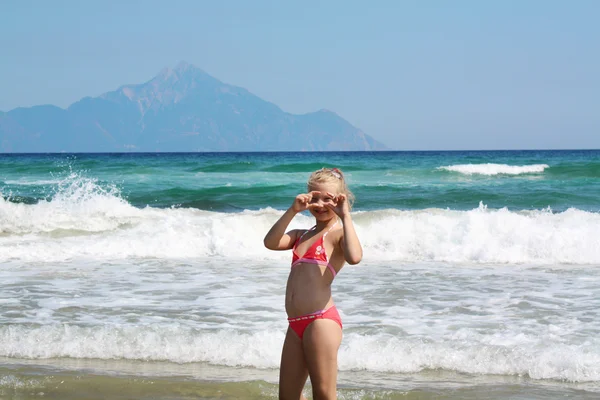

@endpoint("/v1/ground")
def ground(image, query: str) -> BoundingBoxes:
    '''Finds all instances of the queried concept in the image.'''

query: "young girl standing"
[264,168,362,400]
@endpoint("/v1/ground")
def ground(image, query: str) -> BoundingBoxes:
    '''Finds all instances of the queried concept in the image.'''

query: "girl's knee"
[311,383,336,400]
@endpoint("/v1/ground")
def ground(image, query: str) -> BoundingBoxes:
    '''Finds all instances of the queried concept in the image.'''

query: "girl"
[264,167,362,400]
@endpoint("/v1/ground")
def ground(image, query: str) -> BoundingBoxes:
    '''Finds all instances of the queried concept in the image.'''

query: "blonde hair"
[307,167,355,209]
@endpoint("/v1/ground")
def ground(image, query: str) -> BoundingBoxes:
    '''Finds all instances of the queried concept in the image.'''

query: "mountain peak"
[2,62,388,152]
[152,61,213,85]
[174,61,192,72]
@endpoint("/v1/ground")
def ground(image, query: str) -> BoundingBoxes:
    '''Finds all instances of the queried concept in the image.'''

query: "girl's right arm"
[263,207,299,251]
[263,192,315,250]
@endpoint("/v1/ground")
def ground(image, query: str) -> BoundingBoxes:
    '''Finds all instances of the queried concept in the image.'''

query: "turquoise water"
[1,150,600,399]
[1,150,599,212]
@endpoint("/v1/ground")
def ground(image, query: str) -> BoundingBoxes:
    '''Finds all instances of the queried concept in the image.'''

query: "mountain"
[0,62,387,152]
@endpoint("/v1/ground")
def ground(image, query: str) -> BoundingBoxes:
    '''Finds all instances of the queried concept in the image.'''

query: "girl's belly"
[285,263,333,317]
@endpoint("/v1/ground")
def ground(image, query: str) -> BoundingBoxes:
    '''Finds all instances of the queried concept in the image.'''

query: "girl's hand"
[326,192,350,218]
[291,191,319,213]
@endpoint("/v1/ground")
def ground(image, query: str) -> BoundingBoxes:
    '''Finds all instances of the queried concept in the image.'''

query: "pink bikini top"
[291,221,338,278]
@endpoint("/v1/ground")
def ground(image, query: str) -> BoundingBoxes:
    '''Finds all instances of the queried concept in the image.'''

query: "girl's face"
[308,181,339,221]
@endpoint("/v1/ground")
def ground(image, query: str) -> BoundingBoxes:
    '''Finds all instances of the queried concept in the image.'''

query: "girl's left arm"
[340,214,362,265]
[326,192,362,264]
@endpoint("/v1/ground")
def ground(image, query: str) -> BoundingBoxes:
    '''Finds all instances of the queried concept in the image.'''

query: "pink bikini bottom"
[287,305,342,340]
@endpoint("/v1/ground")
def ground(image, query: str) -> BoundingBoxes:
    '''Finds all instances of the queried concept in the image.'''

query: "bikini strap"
[295,220,337,247]
[322,219,339,239]
[295,225,316,245]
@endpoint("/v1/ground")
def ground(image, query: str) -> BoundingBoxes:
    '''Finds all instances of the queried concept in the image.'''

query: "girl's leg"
[302,319,343,400]
[279,326,309,400]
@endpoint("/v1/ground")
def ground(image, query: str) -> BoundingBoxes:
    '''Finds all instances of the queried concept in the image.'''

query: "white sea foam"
[1,226,599,385]
[438,163,549,175]
[1,324,598,382]
[0,173,136,234]
[2,173,599,264]
[4,179,62,186]
[2,189,599,264]
[355,204,600,264]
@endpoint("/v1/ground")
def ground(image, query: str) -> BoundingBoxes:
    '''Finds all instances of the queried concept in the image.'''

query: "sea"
[1,150,599,399]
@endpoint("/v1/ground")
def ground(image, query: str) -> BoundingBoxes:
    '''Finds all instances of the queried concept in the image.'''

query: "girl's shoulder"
[293,226,314,241]
[328,226,344,245]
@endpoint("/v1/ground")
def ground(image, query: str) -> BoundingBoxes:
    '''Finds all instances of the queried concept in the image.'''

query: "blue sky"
[1,0,598,150]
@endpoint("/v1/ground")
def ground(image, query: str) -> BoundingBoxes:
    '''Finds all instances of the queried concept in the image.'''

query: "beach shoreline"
[2,357,599,400]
